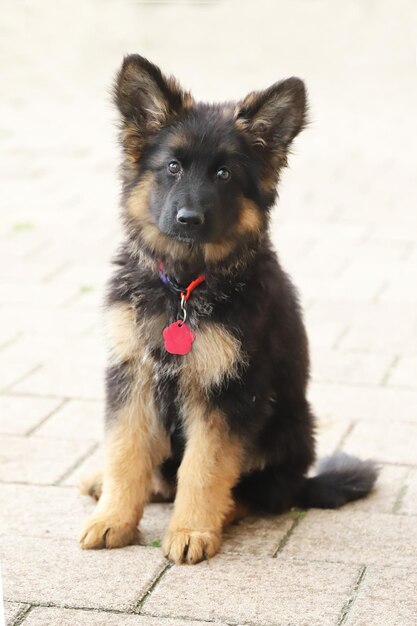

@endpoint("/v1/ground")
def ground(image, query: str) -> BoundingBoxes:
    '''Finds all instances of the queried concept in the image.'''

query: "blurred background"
[1,2,417,624]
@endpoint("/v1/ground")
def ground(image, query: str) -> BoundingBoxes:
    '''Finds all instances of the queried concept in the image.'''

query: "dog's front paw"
[163,528,221,564]
[78,515,140,550]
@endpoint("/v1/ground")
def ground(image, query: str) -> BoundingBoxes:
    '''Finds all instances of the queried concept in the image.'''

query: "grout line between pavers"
[14,601,243,626]
[41,260,72,283]
[8,601,133,617]
[334,420,355,452]
[1,364,42,395]
[11,604,33,626]
[336,565,367,626]
[392,467,412,514]
[0,332,23,353]
[332,324,350,350]
[372,279,389,304]
[0,391,102,403]
[380,354,400,386]
[272,512,306,557]
[25,397,69,436]
[54,441,99,485]
[140,607,244,626]
[135,561,172,613]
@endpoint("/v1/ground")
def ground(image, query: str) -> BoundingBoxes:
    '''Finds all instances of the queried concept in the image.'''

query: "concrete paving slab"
[21,607,227,626]
[0,395,63,436]
[143,555,359,626]
[344,566,417,626]
[0,435,95,484]
[4,602,29,626]
[343,421,417,465]
[34,399,104,440]
[1,536,166,612]
[280,510,417,566]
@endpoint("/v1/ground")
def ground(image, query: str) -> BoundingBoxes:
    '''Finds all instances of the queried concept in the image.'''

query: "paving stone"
[0,333,107,365]
[337,309,417,355]
[310,348,393,386]
[296,274,385,303]
[61,445,103,486]
[0,484,92,541]
[143,555,359,626]
[343,420,417,465]
[315,417,351,459]
[398,469,417,515]
[379,267,417,304]
[280,510,417,566]
[343,464,408,514]
[0,395,63,435]
[34,399,104,440]
[344,566,417,626]
[309,382,417,423]
[387,355,417,389]
[305,318,346,350]
[0,435,95,484]
[222,513,293,557]
[12,360,104,400]
[1,536,166,611]
[22,607,227,626]
[0,308,99,338]
[0,357,40,392]
[4,602,29,626]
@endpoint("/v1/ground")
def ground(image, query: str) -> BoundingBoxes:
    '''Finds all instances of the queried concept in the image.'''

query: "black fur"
[296,453,380,509]
[106,54,378,517]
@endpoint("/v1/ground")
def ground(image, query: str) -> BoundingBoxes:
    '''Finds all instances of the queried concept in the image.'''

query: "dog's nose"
[176,207,204,227]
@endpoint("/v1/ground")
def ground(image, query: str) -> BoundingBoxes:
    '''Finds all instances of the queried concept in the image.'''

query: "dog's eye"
[216,167,231,182]
[168,161,181,175]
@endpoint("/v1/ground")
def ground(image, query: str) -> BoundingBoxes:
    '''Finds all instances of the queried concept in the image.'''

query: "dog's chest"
[105,301,243,392]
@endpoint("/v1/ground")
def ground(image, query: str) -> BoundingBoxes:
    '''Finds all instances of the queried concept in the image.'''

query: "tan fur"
[79,470,103,501]
[105,301,166,362]
[163,409,243,564]
[105,303,138,364]
[78,387,170,549]
[237,198,262,235]
[79,299,170,549]
[80,466,176,504]
[203,239,235,263]
[183,321,243,390]
[223,500,251,526]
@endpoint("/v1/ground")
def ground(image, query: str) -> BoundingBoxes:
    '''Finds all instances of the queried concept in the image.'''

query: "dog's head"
[115,55,307,265]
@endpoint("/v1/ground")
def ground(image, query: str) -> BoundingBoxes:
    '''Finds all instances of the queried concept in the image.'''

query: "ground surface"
[1,1,417,625]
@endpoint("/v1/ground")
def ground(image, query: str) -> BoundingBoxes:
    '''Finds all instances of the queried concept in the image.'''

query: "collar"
[158,260,206,301]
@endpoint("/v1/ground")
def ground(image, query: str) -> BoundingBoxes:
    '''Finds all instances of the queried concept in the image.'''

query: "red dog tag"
[163,321,195,355]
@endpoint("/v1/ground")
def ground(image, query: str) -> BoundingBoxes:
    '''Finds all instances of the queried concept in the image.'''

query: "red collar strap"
[158,260,206,301]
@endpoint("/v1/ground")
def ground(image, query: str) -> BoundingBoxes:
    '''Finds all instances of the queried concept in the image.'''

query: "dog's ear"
[234,78,307,153]
[115,54,193,162]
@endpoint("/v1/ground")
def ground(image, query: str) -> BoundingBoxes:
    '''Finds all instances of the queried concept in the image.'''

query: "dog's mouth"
[161,224,212,246]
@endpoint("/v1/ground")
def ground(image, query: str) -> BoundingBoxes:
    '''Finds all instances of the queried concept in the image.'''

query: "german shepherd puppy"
[79,55,377,564]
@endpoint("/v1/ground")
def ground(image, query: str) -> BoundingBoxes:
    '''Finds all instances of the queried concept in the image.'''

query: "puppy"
[79,55,377,564]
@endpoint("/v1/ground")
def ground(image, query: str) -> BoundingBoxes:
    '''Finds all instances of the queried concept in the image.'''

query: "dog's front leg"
[79,373,167,550]
[163,410,242,564]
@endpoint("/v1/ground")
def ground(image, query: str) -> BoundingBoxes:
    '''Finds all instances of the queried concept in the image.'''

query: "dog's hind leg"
[80,470,103,501]
[80,468,175,503]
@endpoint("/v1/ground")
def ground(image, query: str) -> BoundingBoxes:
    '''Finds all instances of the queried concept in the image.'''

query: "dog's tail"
[296,452,379,509]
